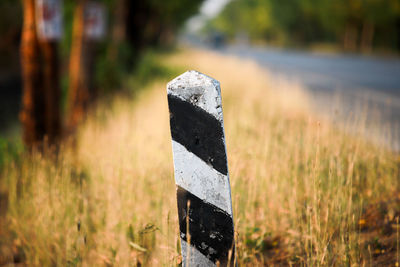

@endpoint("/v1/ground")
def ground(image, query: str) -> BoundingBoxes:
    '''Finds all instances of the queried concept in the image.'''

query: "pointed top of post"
[167,70,219,90]
[167,70,223,122]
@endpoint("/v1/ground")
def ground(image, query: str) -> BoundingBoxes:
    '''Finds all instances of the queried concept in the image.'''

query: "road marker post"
[167,71,235,266]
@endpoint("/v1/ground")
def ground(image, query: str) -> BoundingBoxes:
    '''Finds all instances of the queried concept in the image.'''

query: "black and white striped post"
[167,71,235,266]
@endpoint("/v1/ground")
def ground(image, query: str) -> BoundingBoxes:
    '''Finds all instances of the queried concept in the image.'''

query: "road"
[220,45,400,151]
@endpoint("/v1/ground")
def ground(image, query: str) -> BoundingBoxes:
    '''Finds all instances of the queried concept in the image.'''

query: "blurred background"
[0,0,400,148]
[1,0,206,147]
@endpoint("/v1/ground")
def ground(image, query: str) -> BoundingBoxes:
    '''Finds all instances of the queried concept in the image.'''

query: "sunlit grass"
[0,49,399,266]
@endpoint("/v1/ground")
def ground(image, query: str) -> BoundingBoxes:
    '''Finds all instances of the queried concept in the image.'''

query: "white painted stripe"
[167,70,224,122]
[172,140,233,215]
[181,239,216,267]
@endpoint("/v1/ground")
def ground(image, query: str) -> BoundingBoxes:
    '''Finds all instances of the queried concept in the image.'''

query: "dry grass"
[1,49,399,266]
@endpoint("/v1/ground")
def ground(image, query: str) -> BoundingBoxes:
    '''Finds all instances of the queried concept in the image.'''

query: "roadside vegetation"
[207,0,400,54]
[0,49,399,266]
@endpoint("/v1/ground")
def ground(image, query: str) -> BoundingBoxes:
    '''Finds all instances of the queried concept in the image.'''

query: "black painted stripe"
[168,94,228,175]
[177,186,234,265]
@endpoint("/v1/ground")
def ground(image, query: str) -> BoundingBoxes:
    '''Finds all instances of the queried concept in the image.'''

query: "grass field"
[0,49,399,266]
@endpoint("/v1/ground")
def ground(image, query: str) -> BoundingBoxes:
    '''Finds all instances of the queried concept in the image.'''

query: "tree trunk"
[109,0,127,61]
[360,21,374,53]
[67,0,88,132]
[84,40,98,101]
[343,23,358,51]
[39,40,62,144]
[20,0,46,147]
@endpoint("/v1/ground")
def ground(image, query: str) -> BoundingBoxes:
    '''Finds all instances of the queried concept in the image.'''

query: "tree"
[39,36,62,144]
[125,0,204,51]
[65,0,205,132]
[20,0,46,147]
[209,0,400,52]
[67,0,88,131]
[20,0,62,148]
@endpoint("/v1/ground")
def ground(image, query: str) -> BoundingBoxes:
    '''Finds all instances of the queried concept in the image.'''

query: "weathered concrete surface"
[167,71,235,266]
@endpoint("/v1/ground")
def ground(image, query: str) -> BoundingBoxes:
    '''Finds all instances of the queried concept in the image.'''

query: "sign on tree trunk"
[85,2,106,40]
[36,0,62,41]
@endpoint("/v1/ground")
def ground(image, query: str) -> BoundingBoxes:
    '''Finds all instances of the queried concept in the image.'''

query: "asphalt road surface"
[221,45,400,151]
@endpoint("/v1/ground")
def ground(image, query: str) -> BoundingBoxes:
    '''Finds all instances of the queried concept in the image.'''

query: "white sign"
[36,0,63,41]
[84,2,106,40]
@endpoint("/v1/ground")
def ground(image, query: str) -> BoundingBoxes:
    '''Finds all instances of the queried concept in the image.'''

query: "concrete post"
[167,70,235,266]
